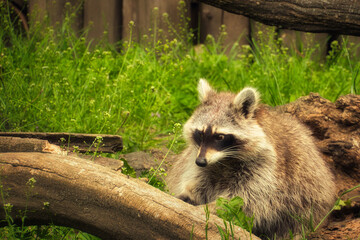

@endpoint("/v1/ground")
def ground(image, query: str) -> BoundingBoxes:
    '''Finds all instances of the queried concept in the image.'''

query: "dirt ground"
[308,203,360,240]
[307,172,360,240]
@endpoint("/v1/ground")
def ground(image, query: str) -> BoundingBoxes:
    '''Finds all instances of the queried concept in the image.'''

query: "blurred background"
[5,0,360,59]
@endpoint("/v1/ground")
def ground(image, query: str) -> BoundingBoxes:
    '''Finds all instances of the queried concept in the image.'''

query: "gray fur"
[166,79,336,239]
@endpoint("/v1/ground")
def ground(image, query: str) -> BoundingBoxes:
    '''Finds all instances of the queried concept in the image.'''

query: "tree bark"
[277,93,360,188]
[0,152,257,240]
[277,93,360,240]
[197,0,360,36]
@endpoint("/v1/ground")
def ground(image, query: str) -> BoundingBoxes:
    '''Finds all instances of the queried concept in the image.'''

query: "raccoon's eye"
[193,129,203,145]
[214,134,225,141]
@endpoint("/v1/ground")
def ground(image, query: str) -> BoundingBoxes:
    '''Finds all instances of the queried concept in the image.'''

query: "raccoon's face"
[191,125,241,167]
[184,79,262,167]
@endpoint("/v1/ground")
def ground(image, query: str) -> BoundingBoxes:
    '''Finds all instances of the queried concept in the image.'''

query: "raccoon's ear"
[233,87,260,118]
[198,78,214,101]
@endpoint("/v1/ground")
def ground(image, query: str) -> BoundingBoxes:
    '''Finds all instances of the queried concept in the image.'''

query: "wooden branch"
[0,136,124,171]
[0,132,123,153]
[197,0,360,36]
[0,137,62,153]
[0,152,257,240]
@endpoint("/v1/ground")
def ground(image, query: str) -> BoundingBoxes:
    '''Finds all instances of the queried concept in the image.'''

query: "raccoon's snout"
[196,157,207,167]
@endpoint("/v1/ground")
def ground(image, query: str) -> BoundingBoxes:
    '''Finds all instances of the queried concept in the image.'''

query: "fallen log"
[0,136,62,153]
[198,0,360,36]
[277,93,360,186]
[0,152,257,240]
[0,132,123,153]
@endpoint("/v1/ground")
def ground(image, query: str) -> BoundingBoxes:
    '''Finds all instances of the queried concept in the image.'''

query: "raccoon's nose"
[196,157,207,167]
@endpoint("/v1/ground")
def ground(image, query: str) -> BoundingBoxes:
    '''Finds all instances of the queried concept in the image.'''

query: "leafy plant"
[312,184,360,233]
[216,197,254,234]
[0,177,37,239]
[86,136,104,161]
[121,123,182,191]
[202,197,254,240]
[290,184,360,239]
[120,158,137,178]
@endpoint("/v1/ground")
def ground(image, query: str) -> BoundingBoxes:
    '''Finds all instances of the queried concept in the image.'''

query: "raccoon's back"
[255,106,335,214]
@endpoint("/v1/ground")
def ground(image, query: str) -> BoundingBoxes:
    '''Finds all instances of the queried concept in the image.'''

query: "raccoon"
[167,79,336,239]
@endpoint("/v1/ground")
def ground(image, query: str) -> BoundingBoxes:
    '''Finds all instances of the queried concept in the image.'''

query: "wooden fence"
[7,0,360,56]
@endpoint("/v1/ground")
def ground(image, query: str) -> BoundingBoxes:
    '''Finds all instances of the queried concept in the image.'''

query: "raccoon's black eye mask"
[192,127,236,151]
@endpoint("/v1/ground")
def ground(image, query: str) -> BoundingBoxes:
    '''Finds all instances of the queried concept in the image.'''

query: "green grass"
[1,2,359,153]
[0,225,100,240]
[0,0,360,238]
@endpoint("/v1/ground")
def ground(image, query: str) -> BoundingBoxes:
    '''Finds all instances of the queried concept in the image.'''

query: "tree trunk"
[277,93,360,188]
[197,0,360,36]
[0,152,257,240]
[277,93,360,240]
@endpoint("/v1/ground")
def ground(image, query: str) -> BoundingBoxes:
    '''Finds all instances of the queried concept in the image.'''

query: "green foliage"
[86,136,104,161]
[202,197,254,240]
[1,0,359,153]
[146,122,182,190]
[121,123,182,191]
[204,204,210,240]
[289,184,360,240]
[140,167,167,191]
[0,225,100,240]
[120,158,137,178]
[216,197,254,234]
[312,184,360,233]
